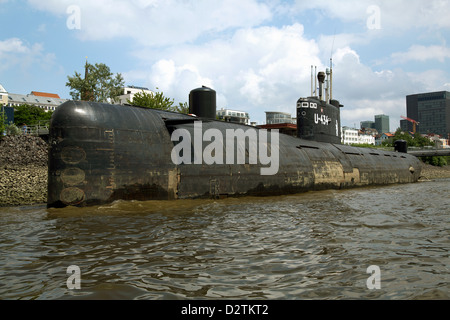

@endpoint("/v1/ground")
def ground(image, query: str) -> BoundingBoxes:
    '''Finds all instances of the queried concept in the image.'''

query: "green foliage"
[129,89,189,114]
[382,128,435,148]
[421,156,449,167]
[5,123,20,136]
[13,104,53,126]
[130,90,174,110]
[66,62,124,103]
[175,102,189,115]
[350,143,378,149]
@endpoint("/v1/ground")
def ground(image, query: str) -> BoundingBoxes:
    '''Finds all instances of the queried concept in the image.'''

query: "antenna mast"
[330,58,333,101]
[330,30,335,102]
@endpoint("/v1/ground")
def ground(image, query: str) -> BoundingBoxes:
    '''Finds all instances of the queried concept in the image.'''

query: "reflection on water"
[0,179,449,300]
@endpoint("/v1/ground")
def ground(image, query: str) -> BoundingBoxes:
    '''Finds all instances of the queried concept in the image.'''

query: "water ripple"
[0,180,449,300]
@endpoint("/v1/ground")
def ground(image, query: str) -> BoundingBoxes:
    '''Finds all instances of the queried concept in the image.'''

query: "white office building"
[342,127,375,145]
[114,86,153,105]
[217,108,250,125]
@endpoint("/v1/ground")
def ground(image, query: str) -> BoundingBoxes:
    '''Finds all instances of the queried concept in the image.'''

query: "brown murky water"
[0,179,449,300]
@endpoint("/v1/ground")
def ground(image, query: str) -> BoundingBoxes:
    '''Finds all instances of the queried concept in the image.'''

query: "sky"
[1,0,450,129]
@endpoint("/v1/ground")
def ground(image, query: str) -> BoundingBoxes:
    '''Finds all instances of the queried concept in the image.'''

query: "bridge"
[365,146,450,158]
[407,148,450,157]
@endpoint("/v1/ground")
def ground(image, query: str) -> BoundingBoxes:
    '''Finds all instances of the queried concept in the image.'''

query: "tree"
[128,89,189,114]
[381,128,434,148]
[66,61,124,103]
[175,102,189,114]
[130,90,174,110]
[13,104,53,126]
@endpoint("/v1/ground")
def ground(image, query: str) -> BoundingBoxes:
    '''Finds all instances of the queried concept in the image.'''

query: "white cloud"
[125,23,323,124]
[122,20,450,126]
[17,0,450,128]
[0,38,55,71]
[294,0,450,31]
[0,38,30,55]
[327,46,450,129]
[0,38,61,90]
[392,45,450,63]
[27,0,272,46]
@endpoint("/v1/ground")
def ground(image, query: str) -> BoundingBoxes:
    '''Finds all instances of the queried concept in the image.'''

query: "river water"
[0,179,449,300]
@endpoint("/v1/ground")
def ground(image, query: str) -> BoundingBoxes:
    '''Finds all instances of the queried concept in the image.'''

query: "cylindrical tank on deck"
[394,140,408,153]
[189,86,217,120]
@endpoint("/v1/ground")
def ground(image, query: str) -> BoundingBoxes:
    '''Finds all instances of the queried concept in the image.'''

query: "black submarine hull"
[47,101,422,208]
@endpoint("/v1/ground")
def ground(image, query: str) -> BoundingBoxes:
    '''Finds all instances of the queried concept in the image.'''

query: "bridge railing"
[407,145,450,151]
[21,121,50,136]
[407,146,450,157]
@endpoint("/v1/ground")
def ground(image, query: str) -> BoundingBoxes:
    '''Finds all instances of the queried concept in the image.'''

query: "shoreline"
[419,163,450,180]
[1,135,450,207]
[0,165,48,207]
[1,161,450,208]
[0,135,48,208]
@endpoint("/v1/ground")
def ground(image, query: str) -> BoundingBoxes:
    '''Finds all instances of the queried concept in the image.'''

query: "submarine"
[47,69,422,208]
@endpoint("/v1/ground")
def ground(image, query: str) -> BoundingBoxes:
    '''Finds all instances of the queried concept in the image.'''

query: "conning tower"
[297,63,342,144]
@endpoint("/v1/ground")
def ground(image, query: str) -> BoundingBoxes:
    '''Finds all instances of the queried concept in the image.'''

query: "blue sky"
[1,0,450,129]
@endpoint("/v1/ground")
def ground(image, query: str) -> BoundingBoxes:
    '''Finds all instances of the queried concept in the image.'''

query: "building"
[375,114,390,134]
[217,108,250,125]
[360,127,378,137]
[360,120,375,130]
[341,126,375,145]
[358,132,376,145]
[114,86,153,105]
[0,84,8,106]
[255,111,297,136]
[376,132,395,146]
[400,119,413,133]
[342,127,359,145]
[425,134,450,149]
[1,105,14,123]
[406,91,450,138]
[258,123,297,136]
[4,87,67,112]
[265,111,296,125]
